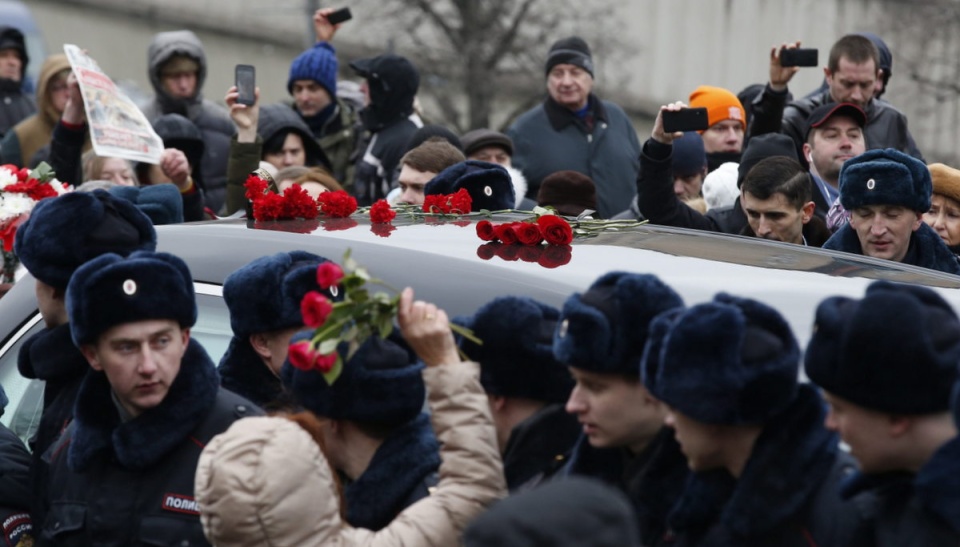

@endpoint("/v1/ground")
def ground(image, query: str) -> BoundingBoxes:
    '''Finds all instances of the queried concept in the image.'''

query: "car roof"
[138,214,960,345]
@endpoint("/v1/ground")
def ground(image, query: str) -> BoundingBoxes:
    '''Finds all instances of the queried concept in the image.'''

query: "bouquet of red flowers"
[287,250,480,384]
[318,190,358,218]
[244,173,319,221]
[476,214,574,246]
[423,188,472,215]
[0,162,71,283]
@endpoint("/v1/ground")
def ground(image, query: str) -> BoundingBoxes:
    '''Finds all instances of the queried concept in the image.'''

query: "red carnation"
[449,188,472,214]
[513,222,544,246]
[16,167,28,182]
[244,174,268,201]
[494,222,518,244]
[316,262,344,289]
[318,190,358,218]
[315,352,338,373]
[537,215,574,245]
[281,185,320,219]
[370,199,396,223]
[476,220,496,241]
[252,192,285,221]
[422,194,446,214]
[301,291,334,328]
[288,341,317,371]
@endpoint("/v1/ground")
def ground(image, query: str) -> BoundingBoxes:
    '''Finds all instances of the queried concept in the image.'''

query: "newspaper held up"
[63,44,163,165]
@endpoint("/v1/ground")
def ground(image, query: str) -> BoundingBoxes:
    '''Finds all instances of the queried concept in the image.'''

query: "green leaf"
[342,324,359,342]
[318,338,339,355]
[322,357,343,386]
[32,161,56,183]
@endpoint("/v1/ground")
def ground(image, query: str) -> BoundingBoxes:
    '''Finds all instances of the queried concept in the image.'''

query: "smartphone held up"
[235,64,256,106]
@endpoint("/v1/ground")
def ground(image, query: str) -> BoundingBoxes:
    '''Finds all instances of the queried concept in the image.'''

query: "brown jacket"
[9,54,76,166]
[195,361,507,546]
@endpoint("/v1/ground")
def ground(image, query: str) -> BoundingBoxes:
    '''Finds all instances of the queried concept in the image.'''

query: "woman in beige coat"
[194,288,507,546]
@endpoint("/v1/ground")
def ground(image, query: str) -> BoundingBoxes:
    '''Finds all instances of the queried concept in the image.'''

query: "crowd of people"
[2,6,960,547]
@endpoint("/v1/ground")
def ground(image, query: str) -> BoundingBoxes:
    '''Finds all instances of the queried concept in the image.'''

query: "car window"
[0,284,230,448]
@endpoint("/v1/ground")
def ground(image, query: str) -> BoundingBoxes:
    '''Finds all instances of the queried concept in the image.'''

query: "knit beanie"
[671,132,707,177]
[702,162,740,210]
[929,163,960,207]
[288,42,338,99]
[805,281,960,415]
[736,133,798,188]
[689,85,745,131]
[545,36,594,77]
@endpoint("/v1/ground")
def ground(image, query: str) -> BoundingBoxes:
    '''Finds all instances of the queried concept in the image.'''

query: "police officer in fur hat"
[0,385,33,546]
[458,296,579,491]
[281,332,440,530]
[218,251,337,408]
[806,281,960,544]
[37,251,260,543]
[642,293,864,545]
[14,190,158,520]
[552,272,689,545]
[823,148,960,274]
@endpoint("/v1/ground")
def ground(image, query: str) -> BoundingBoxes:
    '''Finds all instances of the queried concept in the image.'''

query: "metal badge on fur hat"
[424,160,516,212]
[223,251,337,337]
[281,331,424,425]
[643,293,800,425]
[805,281,960,415]
[459,296,573,404]
[66,251,197,347]
[14,190,157,289]
[839,148,932,212]
[553,272,684,376]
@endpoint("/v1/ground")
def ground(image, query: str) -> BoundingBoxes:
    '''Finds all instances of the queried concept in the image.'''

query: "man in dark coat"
[748,34,922,162]
[553,272,689,546]
[218,251,337,408]
[38,251,260,544]
[805,281,960,546]
[14,191,157,522]
[0,385,33,546]
[823,148,960,274]
[457,296,580,491]
[282,332,440,531]
[349,53,423,206]
[508,36,640,218]
[0,27,35,138]
[142,30,233,213]
[642,293,863,546]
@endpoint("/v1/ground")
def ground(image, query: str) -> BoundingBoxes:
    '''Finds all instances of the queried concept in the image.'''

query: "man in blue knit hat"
[552,272,689,546]
[218,251,337,408]
[288,8,360,187]
[823,148,960,273]
[642,293,863,545]
[38,251,259,543]
[805,281,960,544]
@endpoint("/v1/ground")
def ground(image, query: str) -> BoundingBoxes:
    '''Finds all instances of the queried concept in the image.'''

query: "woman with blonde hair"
[924,163,960,255]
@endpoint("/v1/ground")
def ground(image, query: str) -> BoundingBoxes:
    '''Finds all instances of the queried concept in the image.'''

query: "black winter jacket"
[823,222,960,275]
[0,387,34,547]
[37,340,260,546]
[842,436,960,546]
[747,85,923,164]
[501,403,581,492]
[0,27,35,139]
[666,385,867,547]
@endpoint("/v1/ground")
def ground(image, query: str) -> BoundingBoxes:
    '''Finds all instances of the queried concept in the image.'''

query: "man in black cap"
[802,102,867,217]
[823,148,960,273]
[508,36,639,218]
[553,272,689,546]
[461,129,535,210]
[748,35,921,162]
[350,53,423,206]
[0,26,35,138]
[457,296,580,491]
[14,191,158,520]
[38,250,260,543]
[642,292,863,545]
[805,281,960,544]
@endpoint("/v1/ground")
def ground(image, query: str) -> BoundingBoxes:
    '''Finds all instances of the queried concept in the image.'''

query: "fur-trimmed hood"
[823,222,960,275]
[67,338,219,471]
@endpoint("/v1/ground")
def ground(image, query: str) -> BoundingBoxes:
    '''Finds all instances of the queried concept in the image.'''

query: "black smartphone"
[662,108,709,133]
[327,7,353,25]
[235,64,256,106]
[779,48,819,67]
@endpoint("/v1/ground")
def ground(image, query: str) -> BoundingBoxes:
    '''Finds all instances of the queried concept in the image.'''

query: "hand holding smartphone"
[326,7,352,25]
[235,64,256,106]
[662,108,709,133]
[779,48,819,67]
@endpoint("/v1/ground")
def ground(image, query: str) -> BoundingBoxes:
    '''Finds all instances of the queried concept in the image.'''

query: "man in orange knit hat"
[689,85,746,172]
